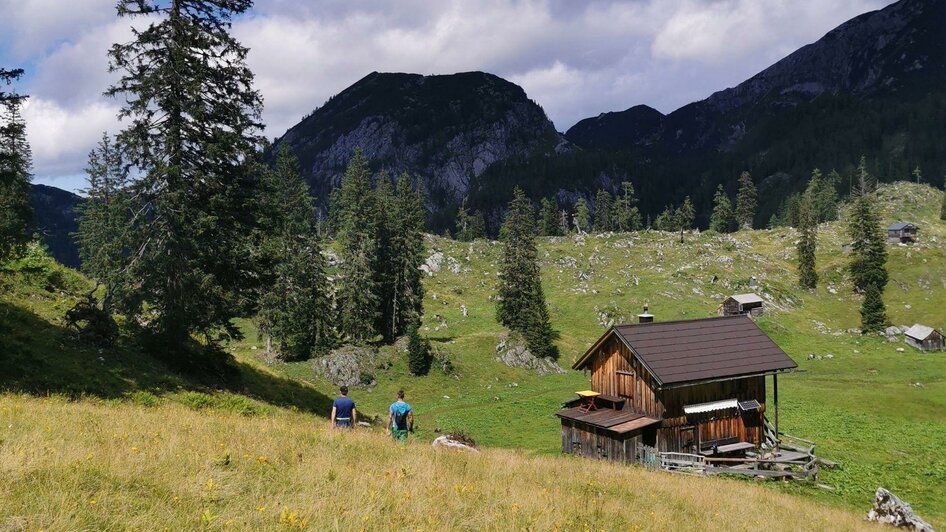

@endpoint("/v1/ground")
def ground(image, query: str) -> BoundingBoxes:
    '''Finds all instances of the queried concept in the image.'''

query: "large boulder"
[865,488,934,531]
[312,345,388,387]
[431,433,479,453]
[495,335,565,376]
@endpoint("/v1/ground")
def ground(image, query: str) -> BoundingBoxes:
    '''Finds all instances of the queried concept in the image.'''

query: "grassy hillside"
[0,394,876,530]
[2,182,944,528]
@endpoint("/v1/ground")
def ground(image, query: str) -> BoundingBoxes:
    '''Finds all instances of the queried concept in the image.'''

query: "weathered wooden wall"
[560,419,641,463]
[588,337,661,416]
[907,332,945,351]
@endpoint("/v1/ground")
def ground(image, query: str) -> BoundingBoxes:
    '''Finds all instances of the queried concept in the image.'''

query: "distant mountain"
[30,184,82,268]
[272,71,569,228]
[554,0,946,225]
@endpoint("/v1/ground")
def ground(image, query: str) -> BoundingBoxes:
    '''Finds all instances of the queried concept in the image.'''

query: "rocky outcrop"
[432,433,479,453]
[865,487,934,531]
[312,345,390,387]
[495,335,565,376]
[273,71,568,224]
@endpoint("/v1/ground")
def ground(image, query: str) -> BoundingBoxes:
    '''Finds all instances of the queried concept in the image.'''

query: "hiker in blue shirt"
[386,389,413,442]
[330,385,356,429]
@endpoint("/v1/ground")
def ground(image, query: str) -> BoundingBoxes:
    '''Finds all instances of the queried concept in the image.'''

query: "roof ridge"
[614,315,746,328]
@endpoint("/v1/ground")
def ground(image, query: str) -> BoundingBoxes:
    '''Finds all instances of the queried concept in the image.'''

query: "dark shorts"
[335,418,352,428]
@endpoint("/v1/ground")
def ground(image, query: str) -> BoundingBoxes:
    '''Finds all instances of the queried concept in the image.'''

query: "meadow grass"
[0,394,879,531]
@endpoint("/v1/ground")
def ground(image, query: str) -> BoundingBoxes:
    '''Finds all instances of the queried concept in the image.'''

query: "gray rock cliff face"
[274,71,569,213]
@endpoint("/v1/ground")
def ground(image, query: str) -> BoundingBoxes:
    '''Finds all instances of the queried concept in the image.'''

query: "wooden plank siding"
[583,337,767,454]
[561,419,642,463]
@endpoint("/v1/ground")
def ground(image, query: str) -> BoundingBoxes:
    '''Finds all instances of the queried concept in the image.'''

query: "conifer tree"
[860,284,887,333]
[76,134,132,312]
[593,189,613,232]
[387,173,426,339]
[797,192,818,289]
[653,205,677,231]
[709,184,734,233]
[106,0,264,345]
[538,197,561,236]
[373,172,396,340]
[612,181,642,232]
[496,187,557,359]
[0,68,33,261]
[735,171,757,230]
[456,199,486,241]
[856,156,875,193]
[676,196,695,243]
[912,166,922,185]
[807,168,839,223]
[335,149,380,344]
[256,145,334,359]
[573,198,590,233]
[847,174,888,293]
[406,323,432,376]
[941,184,946,222]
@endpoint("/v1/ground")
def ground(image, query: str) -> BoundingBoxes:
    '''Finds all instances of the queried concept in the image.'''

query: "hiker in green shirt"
[386,389,413,442]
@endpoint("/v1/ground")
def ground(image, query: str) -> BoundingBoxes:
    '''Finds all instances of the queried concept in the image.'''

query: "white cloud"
[0,0,116,60]
[23,98,119,178]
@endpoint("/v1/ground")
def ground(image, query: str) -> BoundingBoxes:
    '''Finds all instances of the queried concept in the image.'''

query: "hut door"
[616,370,634,400]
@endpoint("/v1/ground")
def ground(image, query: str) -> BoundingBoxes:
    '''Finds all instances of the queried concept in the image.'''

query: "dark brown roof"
[556,407,660,434]
[574,315,796,386]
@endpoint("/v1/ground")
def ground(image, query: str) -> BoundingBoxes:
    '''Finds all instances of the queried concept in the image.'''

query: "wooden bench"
[700,438,755,456]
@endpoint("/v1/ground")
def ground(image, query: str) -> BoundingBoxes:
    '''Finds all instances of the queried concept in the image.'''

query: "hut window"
[616,370,635,399]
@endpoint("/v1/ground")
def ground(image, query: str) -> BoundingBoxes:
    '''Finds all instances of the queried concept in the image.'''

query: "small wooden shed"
[718,293,764,317]
[887,222,918,244]
[560,315,797,462]
[904,324,944,352]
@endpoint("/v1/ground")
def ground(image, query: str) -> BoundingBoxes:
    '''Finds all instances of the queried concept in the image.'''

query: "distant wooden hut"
[887,222,918,244]
[904,324,944,352]
[718,293,763,317]
[559,315,796,463]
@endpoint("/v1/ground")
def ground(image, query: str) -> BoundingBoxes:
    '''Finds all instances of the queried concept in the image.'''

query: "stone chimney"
[638,305,654,324]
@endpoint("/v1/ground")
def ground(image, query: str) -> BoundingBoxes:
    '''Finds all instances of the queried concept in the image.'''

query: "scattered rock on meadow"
[865,487,933,532]
[495,335,565,376]
[432,433,479,453]
[312,345,385,387]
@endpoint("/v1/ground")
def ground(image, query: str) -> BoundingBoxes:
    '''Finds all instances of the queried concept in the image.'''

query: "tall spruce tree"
[797,192,818,289]
[255,145,334,359]
[593,189,614,232]
[856,156,875,193]
[0,68,33,261]
[335,149,380,344]
[860,284,887,333]
[387,173,426,339]
[709,184,734,233]
[496,187,557,359]
[847,175,888,293]
[613,181,642,232]
[538,197,561,236]
[676,196,695,243]
[106,0,263,345]
[807,168,839,223]
[456,199,486,241]
[373,172,396,339]
[573,198,590,233]
[406,323,432,376]
[735,171,757,230]
[76,134,132,312]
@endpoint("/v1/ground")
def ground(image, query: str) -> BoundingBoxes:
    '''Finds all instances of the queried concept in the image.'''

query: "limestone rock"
[312,345,386,387]
[495,335,565,376]
[432,434,479,453]
[421,251,444,276]
[865,488,934,531]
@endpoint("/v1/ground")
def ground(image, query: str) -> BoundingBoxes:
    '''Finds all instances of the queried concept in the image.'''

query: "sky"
[0,0,893,193]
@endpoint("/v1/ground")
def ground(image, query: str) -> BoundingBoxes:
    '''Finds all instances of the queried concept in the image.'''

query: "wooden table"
[576,390,600,413]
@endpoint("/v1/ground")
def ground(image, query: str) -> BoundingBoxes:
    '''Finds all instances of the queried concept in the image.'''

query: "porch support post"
[773,373,780,451]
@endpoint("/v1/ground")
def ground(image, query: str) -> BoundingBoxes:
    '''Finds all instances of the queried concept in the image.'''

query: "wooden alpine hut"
[904,324,944,352]
[718,293,764,317]
[887,221,919,244]
[558,313,796,464]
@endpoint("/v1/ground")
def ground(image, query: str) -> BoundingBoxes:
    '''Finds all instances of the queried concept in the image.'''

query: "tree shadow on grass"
[0,300,331,417]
